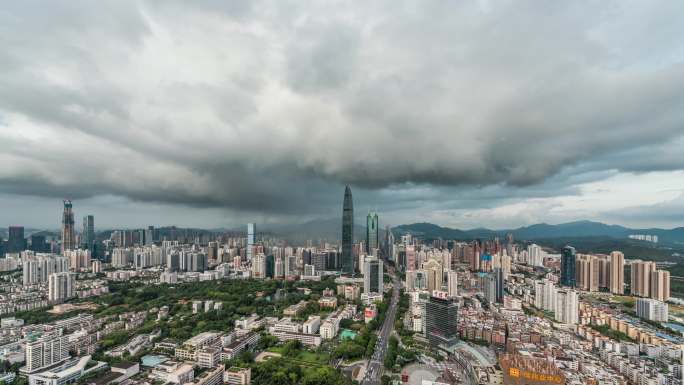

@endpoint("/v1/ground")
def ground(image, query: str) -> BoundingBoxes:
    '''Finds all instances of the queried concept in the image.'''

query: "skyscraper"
[366,212,379,254]
[341,185,354,275]
[82,215,95,253]
[29,234,47,253]
[425,294,459,348]
[7,226,25,253]
[61,200,76,254]
[560,246,576,287]
[609,251,624,294]
[247,223,255,261]
[145,226,155,245]
[363,256,383,294]
[405,245,415,272]
[494,267,504,302]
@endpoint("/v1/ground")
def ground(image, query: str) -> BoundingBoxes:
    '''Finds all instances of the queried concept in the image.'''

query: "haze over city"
[2,1,684,229]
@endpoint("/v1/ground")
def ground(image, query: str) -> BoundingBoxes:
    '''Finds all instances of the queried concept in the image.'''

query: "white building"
[28,356,107,385]
[447,270,458,298]
[23,255,69,285]
[302,316,321,334]
[635,298,668,322]
[48,272,73,302]
[22,330,70,374]
[554,289,578,324]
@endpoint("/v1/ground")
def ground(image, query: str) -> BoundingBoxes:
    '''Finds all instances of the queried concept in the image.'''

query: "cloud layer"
[1,1,684,227]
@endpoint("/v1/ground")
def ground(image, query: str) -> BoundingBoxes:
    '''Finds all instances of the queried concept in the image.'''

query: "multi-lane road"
[362,269,401,385]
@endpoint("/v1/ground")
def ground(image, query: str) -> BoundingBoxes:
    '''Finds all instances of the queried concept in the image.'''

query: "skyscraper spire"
[61,200,75,254]
[341,185,354,275]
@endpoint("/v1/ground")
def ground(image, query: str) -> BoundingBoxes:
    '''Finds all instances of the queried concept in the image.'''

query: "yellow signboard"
[508,368,562,383]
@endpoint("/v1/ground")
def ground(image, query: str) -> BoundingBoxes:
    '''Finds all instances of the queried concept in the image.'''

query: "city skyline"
[1,2,684,229]
[1,3,683,385]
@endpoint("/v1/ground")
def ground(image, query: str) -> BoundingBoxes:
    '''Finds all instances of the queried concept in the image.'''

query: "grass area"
[267,346,329,365]
[610,295,635,304]
[669,303,684,316]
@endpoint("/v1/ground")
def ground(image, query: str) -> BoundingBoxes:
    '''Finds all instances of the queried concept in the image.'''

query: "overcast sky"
[1,1,684,230]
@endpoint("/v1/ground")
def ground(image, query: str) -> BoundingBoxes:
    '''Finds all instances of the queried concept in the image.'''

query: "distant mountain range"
[4,219,684,249]
[391,220,684,245]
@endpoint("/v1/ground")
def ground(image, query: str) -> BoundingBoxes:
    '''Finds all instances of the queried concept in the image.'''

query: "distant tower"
[61,200,76,254]
[341,186,354,275]
[7,226,25,253]
[366,212,379,254]
[82,215,95,252]
[560,245,576,287]
[247,223,256,260]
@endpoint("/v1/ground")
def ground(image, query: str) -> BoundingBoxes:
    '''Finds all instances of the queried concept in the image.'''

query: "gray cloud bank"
[1,1,684,221]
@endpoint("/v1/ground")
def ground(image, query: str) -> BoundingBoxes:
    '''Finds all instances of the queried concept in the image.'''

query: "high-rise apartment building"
[543,280,556,312]
[554,289,578,324]
[560,246,576,287]
[609,251,624,294]
[251,253,265,278]
[366,212,379,254]
[447,270,458,298]
[631,260,656,297]
[23,255,69,285]
[48,272,73,302]
[576,254,598,292]
[341,186,354,275]
[650,269,670,301]
[64,249,91,271]
[61,200,76,253]
[483,274,497,304]
[363,256,383,294]
[527,244,545,267]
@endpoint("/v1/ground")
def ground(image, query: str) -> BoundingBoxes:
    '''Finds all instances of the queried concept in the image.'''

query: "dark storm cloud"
[1,0,684,222]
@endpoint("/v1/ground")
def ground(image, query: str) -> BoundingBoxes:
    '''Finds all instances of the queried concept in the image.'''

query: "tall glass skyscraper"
[560,245,577,287]
[341,185,354,275]
[366,212,379,254]
[426,295,459,348]
[61,200,75,254]
[82,215,95,252]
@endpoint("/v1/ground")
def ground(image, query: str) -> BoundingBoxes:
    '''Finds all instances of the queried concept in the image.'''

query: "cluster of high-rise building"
[558,248,627,295]
[630,260,670,301]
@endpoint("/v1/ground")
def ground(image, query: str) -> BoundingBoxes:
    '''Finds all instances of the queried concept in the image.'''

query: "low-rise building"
[224,367,250,385]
